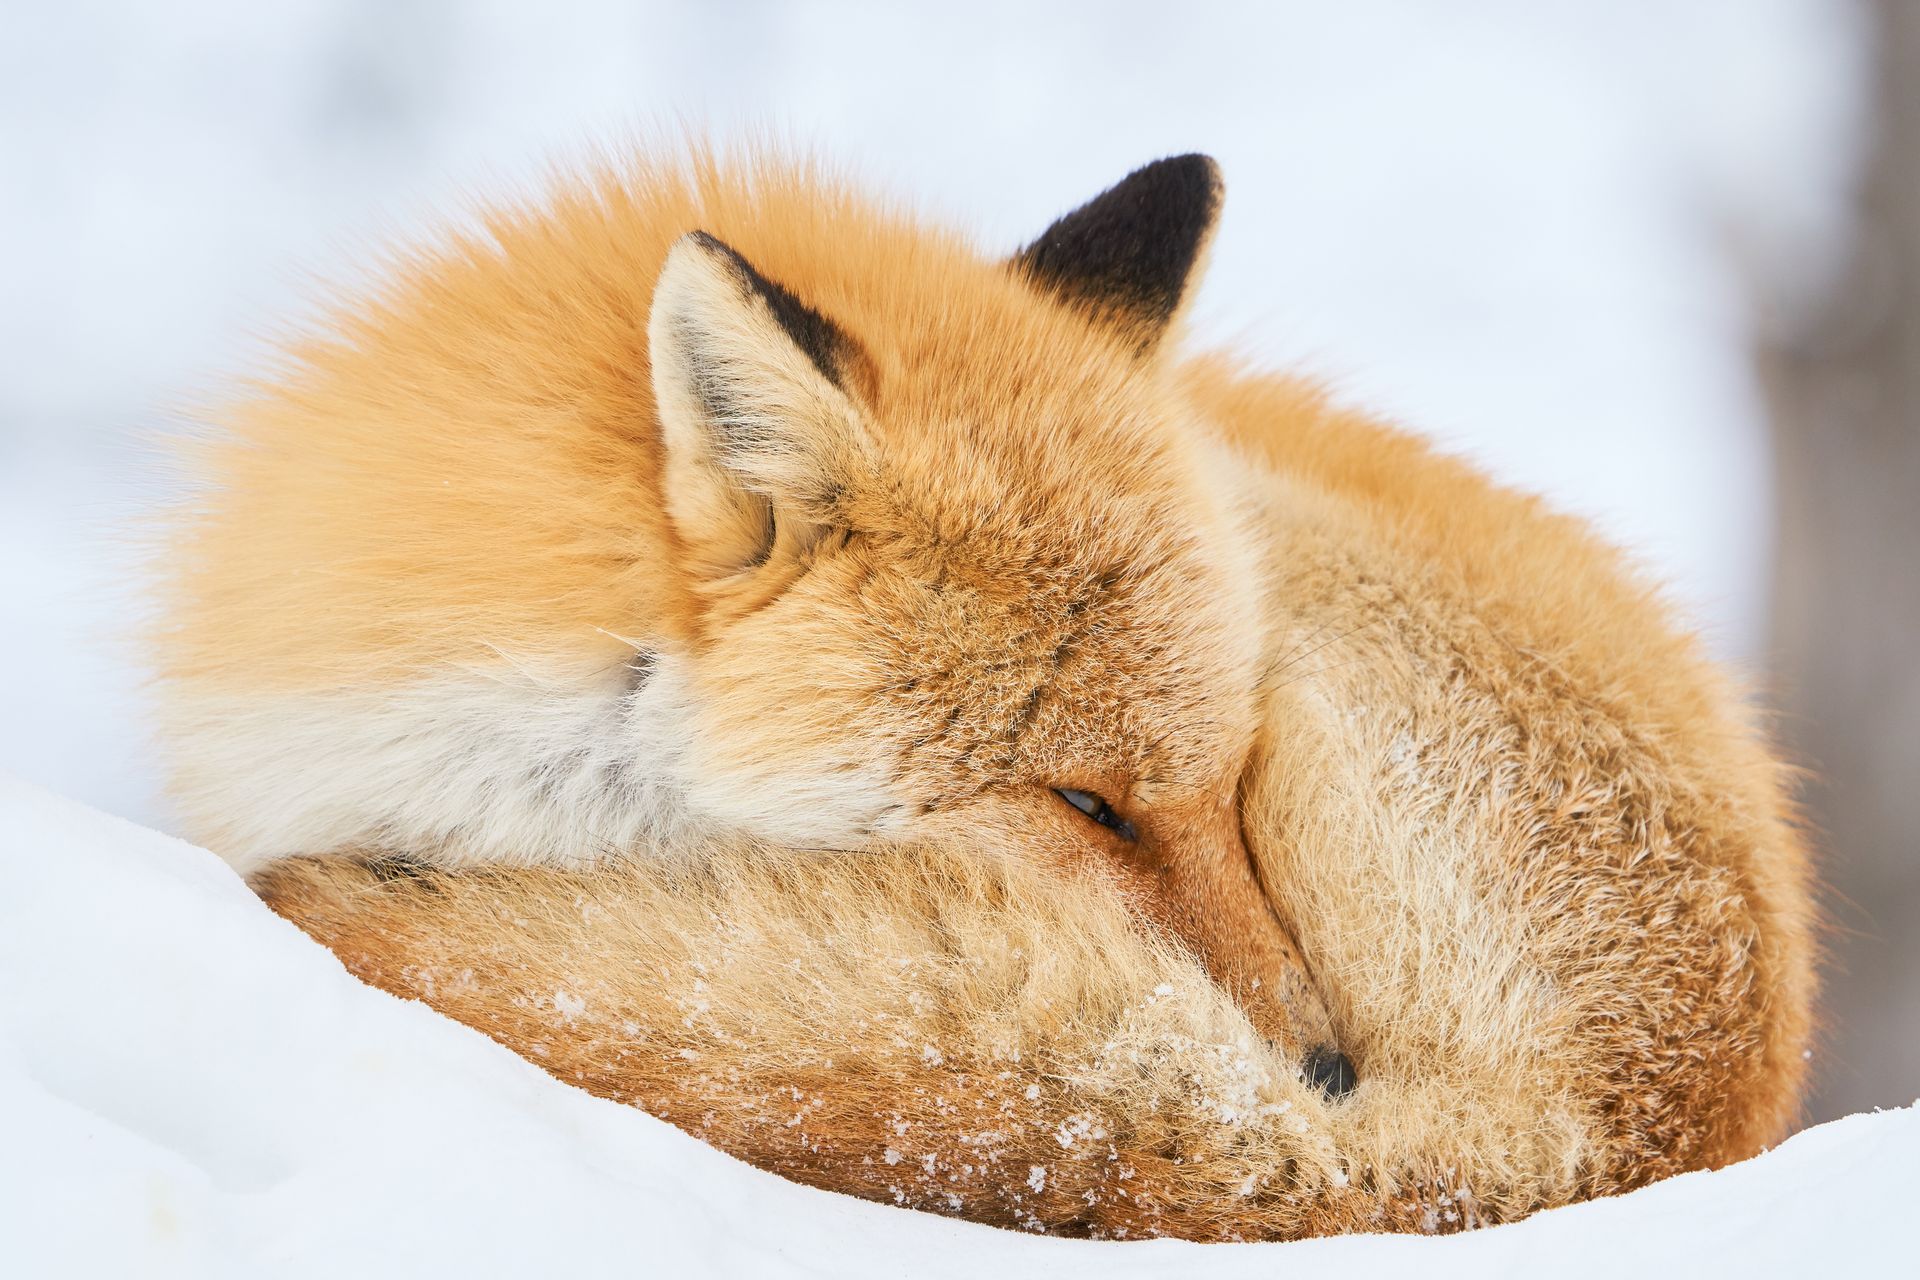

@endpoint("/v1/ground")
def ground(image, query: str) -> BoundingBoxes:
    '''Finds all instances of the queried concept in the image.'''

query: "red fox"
[160,146,1815,1239]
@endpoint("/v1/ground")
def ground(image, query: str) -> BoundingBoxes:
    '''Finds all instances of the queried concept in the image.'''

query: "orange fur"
[159,144,1815,1238]
[254,847,1485,1239]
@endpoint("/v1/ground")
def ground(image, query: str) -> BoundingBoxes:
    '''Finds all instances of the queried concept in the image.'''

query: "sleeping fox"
[159,147,1815,1238]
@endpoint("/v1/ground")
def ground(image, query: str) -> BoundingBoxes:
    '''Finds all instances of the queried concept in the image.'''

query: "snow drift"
[1,773,1910,1276]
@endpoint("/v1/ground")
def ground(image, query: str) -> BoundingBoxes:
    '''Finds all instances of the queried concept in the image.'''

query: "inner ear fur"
[1012,153,1223,355]
[648,231,868,580]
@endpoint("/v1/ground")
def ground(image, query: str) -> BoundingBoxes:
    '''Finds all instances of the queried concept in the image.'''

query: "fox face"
[163,154,1344,1080]
[647,160,1340,1067]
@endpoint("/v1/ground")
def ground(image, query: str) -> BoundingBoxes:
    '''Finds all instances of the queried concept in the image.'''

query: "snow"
[2,773,1913,1276]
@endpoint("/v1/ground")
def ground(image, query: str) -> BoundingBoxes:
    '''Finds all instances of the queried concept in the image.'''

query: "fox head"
[644,158,1342,1077]
[165,153,1347,1086]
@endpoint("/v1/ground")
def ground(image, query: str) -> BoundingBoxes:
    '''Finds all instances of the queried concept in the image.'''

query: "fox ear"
[1012,154,1223,355]
[649,232,866,580]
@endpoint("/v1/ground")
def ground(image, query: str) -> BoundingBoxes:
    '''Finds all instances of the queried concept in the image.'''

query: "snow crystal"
[1052,1114,1103,1149]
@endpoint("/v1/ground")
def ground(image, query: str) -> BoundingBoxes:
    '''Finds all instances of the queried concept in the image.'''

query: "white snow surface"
[2,773,1911,1277]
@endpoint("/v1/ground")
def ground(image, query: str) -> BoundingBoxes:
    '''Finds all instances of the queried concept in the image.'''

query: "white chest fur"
[169,653,713,873]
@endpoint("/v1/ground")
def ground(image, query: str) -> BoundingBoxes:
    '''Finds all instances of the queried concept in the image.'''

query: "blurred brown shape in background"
[1764,0,1920,1123]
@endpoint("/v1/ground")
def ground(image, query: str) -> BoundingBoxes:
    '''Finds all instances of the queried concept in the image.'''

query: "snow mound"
[1,773,1910,1277]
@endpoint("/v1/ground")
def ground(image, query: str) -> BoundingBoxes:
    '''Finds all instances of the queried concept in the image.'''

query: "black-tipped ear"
[681,231,856,394]
[1012,154,1223,353]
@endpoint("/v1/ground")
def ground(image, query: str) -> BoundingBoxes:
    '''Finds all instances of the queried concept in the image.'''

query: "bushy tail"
[256,846,1586,1240]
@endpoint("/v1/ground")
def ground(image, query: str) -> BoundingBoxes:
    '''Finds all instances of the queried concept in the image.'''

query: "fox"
[158,145,1816,1239]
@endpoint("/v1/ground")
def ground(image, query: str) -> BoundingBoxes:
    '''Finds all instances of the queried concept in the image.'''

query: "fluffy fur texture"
[159,143,1816,1239]
[255,845,1519,1239]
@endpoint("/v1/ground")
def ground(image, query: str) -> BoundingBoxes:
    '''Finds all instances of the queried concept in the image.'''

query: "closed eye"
[1055,788,1138,842]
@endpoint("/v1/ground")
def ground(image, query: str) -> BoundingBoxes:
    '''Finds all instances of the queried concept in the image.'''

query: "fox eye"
[1055,788,1138,842]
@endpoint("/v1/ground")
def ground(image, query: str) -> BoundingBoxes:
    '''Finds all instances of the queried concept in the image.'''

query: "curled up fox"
[157,146,1816,1239]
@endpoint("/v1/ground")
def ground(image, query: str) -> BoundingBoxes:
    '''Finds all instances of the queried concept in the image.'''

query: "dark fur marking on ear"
[687,230,853,391]
[361,853,435,886]
[1013,154,1222,349]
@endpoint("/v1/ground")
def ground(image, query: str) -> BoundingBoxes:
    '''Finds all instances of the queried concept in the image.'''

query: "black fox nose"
[1303,1044,1358,1099]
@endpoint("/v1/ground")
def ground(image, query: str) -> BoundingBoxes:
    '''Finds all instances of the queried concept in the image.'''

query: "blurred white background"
[5,1,1907,1122]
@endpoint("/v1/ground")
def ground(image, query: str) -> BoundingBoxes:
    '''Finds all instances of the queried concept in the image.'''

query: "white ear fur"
[648,232,865,578]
